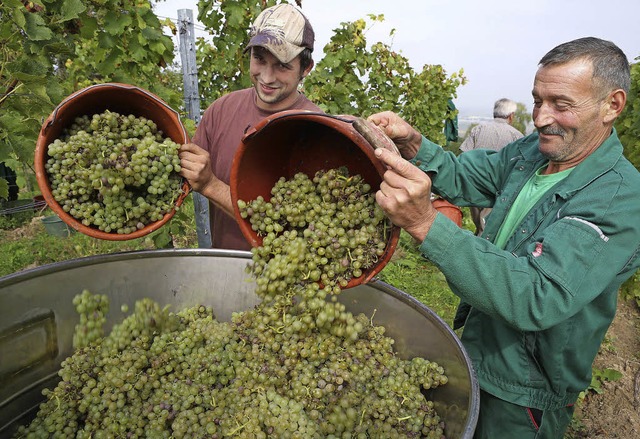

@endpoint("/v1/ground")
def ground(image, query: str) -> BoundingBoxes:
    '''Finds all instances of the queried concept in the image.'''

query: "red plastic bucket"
[230,110,401,289]
[34,83,190,240]
[432,198,463,227]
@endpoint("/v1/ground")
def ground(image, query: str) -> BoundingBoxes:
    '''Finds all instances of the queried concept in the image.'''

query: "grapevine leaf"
[6,57,50,81]
[152,229,173,248]
[9,4,27,29]
[104,11,132,35]
[28,82,54,106]
[60,0,86,21]
[141,26,162,42]
[79,16,98,39]
[128,38,147,62]
[97,48,122,75]
[24,12,54,41]
[97,31,116,50]
[4,0,23,8]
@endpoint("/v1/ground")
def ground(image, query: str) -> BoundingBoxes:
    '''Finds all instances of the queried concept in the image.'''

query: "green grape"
[17,168,449,438]
[44,110,185,234]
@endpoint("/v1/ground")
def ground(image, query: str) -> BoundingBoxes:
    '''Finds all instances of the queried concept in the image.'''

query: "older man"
[369,37,640,438]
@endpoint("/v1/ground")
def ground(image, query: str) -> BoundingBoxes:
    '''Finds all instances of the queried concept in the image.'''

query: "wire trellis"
[0,199,48,216]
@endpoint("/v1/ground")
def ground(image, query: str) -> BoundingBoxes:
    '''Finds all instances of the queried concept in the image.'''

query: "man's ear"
[301,60,314,80]
[603,89,626,124]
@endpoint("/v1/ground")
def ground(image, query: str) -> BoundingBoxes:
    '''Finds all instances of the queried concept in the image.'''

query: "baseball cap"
[246,3,315,64]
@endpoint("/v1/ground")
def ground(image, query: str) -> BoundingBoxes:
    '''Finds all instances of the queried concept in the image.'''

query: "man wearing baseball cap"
[179,3,322,250]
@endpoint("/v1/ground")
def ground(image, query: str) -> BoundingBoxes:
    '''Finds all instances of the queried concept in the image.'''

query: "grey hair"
[493,98,518,119]
[539,37,630,94]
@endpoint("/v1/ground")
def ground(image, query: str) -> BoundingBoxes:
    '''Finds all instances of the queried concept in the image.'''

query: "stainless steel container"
[0,249,478,438]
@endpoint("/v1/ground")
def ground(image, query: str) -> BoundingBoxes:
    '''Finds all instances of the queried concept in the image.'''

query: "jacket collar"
[517,128,624,198]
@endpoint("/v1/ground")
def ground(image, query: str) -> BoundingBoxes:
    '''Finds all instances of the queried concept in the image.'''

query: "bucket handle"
[351,117,400,156]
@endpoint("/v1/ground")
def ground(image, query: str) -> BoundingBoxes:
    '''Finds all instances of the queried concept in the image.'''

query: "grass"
[378,230,460,326]
[0,194,199,278]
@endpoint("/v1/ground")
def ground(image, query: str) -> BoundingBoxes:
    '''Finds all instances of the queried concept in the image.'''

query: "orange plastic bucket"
[230,110,401,289]
[34,83,190,240]
[432,198,463,227]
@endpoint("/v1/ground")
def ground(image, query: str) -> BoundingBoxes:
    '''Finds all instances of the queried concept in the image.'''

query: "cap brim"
[246,34,304,64]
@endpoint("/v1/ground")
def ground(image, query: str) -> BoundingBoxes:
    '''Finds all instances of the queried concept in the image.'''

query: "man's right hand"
[178,143,217,193]
[367,111,423,159]
[178,143,234,218]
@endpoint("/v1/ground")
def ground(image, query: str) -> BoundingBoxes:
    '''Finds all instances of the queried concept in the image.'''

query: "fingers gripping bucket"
[34,83,190,240]
[230,111,401,289]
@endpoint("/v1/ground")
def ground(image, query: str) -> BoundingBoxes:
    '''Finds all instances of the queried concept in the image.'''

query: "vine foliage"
[1,0,464,201]
[0,0,177,198]
[616,58,640,305]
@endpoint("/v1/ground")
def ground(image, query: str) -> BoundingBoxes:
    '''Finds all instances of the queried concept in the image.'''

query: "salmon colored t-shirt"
[192,87,321,250]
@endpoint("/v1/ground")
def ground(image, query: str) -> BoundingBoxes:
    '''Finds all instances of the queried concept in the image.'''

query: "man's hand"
[374,147,438,242]
[179,143,233,217]
[178,143,217,192]
[367,111,423,159]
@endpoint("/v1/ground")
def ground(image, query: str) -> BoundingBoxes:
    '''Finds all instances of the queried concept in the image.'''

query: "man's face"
[249,47,306,112]
[532,59,611,170]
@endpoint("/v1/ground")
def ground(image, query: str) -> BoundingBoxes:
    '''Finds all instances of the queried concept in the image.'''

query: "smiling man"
[367,37,640,438]
[179,4,321,250]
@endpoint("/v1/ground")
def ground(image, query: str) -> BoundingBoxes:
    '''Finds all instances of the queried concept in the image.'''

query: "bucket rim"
[34,82,191,241]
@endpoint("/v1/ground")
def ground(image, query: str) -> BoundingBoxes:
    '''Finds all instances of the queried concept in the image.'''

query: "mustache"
[538,126,566,136]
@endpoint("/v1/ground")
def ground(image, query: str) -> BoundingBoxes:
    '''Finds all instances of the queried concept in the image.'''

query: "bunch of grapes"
[237,167,391,298]
[45,110,185,235]
[15,289,448,439]
[71,289,109,349]
[16,166,451,438]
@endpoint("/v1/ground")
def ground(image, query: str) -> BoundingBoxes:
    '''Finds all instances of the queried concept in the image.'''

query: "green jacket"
[411,129,640,410]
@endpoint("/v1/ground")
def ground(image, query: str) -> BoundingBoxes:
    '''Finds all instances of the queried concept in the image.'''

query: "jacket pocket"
[530,218,606,296]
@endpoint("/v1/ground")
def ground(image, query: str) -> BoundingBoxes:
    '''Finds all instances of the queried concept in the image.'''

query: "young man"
[369,37,640,438]
[179,4,321,250]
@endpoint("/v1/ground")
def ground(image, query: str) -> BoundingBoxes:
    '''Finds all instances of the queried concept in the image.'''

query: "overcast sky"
[155,0,640,119]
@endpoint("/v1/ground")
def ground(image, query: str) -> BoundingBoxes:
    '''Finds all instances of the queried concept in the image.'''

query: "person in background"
[460,98,524,235]
[368,37,640,438]
[178,3,321,250]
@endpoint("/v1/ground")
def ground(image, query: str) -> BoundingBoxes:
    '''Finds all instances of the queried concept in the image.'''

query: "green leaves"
[104,10,133,35]
[303,14,465,144]
[24,11,54,41]
[587,367,623,395]
[0,0,181,195]
[59,0,86,21]
[616,59,640,171]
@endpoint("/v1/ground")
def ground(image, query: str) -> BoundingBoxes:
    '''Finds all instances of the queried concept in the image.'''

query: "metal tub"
[0,249,478,438]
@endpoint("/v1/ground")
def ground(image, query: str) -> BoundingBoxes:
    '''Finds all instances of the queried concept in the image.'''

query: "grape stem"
[226,420,249,436]
[267,324,285,334]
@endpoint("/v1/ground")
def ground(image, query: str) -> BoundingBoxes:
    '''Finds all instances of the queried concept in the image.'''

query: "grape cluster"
[15,289,448,439]
[16,167,450,438]
[45,110,185,234]
[72,289,108,349]
[238,167,391,297]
